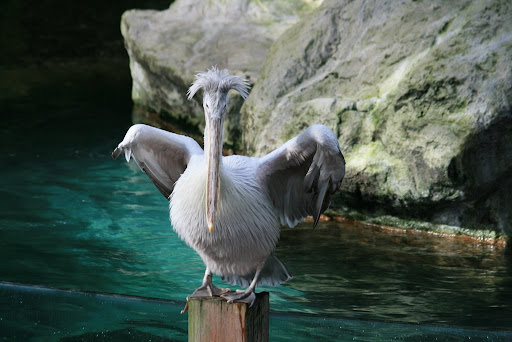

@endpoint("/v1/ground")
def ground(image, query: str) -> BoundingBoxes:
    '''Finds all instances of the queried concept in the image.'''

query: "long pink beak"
[206,116,223,233]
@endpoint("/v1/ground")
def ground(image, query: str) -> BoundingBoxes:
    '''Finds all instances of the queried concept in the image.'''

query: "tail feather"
[222,255,292,288]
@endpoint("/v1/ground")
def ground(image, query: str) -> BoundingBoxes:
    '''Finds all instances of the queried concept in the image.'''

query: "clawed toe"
[188,267,261,309]
[191,284,230,298]
[181,297,190,314]
[190,272,231,298]
[221,290,257,306]
[209,286,231,296]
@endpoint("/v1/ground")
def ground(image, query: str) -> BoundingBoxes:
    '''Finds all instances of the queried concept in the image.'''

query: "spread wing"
[112,124,203,199]
[256,124,345,228]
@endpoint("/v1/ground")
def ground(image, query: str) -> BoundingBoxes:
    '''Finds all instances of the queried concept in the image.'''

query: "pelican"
[112,67,345,308]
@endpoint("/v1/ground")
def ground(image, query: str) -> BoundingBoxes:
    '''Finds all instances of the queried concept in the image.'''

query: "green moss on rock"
[242,0,512,236]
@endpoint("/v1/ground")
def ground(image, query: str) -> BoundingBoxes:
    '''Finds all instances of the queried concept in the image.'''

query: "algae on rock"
[122,0,512,237]
[242,0,512,236]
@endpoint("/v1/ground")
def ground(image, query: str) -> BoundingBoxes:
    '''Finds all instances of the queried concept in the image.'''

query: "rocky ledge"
[122,0,512,238]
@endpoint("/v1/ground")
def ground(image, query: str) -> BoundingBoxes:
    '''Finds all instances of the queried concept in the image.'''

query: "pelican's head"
[187,67,250,232]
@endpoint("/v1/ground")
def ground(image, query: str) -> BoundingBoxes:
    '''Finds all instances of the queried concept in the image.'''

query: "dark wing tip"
[312,177,332,230]
[112,147,121,160]
[138,161,172,201]
[313,214,320,230]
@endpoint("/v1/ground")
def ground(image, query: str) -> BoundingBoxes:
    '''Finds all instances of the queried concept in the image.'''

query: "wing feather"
[257,124,345,228]
[112,124,203,199]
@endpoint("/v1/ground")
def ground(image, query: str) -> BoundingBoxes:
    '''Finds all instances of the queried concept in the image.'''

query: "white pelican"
[112,67,345,308]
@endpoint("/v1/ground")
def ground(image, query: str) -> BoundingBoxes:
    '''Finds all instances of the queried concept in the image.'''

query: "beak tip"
[208,224,213,233]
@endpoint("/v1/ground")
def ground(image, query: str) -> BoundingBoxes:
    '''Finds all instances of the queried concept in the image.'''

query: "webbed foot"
[221,290,257,307]
[191,283,230,297]
[181,270,232,314]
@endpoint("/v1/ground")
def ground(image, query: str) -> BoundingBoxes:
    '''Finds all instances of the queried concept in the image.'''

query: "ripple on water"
[1,115,511,332]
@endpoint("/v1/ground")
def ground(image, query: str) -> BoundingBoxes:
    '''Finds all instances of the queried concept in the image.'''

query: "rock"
[121,0,321,151]
[242,0,512,235]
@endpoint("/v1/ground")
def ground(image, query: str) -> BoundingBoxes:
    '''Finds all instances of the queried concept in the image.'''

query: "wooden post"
[188,292,269,342]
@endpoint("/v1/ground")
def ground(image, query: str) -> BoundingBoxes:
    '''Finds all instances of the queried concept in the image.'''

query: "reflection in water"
[278,222,511,329]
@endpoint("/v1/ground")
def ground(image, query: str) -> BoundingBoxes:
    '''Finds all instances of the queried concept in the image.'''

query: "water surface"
[1,60,511,332]
[2,283,510,341]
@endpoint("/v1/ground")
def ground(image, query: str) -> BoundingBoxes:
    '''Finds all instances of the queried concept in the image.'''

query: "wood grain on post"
[188,292,269,342]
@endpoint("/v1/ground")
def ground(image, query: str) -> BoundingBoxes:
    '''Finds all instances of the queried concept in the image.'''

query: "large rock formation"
[121,0,321,150]
[242,0,512,236]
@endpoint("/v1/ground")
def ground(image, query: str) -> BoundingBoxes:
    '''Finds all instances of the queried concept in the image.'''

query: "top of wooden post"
[188,292,269,342]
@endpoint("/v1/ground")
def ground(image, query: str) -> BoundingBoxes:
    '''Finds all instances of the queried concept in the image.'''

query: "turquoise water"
[2,283,511,341]
[2,83,512,327]
[1,60,512,337]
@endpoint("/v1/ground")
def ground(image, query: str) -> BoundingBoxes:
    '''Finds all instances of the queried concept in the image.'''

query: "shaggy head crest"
[187,67,250,100]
